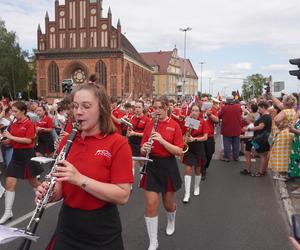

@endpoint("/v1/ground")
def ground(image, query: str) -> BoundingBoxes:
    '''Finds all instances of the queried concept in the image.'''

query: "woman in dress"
[268,95,297,179]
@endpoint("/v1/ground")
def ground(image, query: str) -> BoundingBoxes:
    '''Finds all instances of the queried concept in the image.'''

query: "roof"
[140,51,173,74]
[179,58,198,79]
[120,34,152,70]
[140,51,198,79]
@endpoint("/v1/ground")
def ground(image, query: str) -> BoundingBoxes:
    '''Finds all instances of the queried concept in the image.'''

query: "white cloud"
[1,0,300,57]
[261,64,291,72]
[218,62,252,77]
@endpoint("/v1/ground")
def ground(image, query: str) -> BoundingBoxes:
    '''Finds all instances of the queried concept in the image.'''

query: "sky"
[1,0,300,97]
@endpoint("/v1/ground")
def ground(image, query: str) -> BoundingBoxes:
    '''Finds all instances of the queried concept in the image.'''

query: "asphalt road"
[0,157,292,250]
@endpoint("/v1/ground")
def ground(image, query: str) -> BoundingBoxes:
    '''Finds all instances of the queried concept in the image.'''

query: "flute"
[139,116,159,186]
[18,123,79,250]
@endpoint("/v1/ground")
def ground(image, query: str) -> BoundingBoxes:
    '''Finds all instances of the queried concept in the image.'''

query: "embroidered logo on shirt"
[95,150,112,158]
[166,127,175,132]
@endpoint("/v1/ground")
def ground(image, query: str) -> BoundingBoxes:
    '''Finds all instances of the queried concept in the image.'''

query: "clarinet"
[18,123,79,250]
[139,116,159,186]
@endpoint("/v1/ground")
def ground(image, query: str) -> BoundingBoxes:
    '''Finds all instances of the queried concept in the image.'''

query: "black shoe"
[240,169,251,175]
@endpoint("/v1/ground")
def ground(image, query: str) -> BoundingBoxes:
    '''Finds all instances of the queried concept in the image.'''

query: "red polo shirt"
[9,118,35,149]
[36,115,53,133]
[141,117,184,158]
[112,108,125,134]
[131,115,150,132]
[199,107,218,137]
[59,132,133,210]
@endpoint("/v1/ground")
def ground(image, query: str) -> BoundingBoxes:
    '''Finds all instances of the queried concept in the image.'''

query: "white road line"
[6,201,61,228]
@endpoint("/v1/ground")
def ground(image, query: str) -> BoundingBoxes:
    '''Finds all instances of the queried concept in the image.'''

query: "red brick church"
[35,0,153,100]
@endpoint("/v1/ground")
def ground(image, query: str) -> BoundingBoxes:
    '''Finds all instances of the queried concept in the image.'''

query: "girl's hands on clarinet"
[52,160,83,186]
[151,132,165,145]
[35,181,62,203]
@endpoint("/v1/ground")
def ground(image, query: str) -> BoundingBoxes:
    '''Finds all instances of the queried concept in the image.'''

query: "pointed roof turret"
[108,7,111,16]
[117,18,121,27]
[45,11,49,19]
[37,24,41,32]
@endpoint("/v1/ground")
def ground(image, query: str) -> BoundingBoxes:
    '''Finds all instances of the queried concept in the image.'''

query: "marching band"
[0,88,220,250]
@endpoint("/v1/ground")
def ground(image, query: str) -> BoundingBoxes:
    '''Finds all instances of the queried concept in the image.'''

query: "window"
[111,35,117,48]
[39,40,45,51]
[95,60,107,88]
[59,33,66,48]
[69,1,76,28]
[90,15,97,27]
[80,0,86,28]
[125,64,130,93]
[80,32,86,48]
[90,31,97,47]
[59,18,65,29]
[101,31,108,47]
[48,62,60,93]
[70,32,76,48]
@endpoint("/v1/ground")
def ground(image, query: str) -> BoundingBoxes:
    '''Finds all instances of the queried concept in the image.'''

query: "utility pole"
[199,62,205,95]
[179,27,192,97]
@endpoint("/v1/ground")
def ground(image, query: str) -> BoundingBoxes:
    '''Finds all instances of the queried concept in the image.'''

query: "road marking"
[6,201,61,228]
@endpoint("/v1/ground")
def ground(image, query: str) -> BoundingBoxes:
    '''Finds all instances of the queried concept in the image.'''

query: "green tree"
[242,74,267,100]
[0,18,34,99]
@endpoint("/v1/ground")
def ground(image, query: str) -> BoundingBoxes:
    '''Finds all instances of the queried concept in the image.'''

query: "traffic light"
[264,81,270,94]
[289,58,300,80]
[62,79,73,93]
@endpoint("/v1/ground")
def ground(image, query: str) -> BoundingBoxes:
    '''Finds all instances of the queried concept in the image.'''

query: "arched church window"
[125,64,130,93]
[95,60,107,88]
[48,62,60,93]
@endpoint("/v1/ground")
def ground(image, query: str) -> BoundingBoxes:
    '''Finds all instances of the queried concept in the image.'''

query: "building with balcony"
[35,0,153,101]
[140,48,198,99]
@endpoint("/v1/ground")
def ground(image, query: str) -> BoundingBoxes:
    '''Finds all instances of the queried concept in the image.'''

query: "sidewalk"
[277,178,300,225]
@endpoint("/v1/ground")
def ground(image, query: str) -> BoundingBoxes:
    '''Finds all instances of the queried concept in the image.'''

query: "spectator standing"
[218,97,242,162]
[269,95,297,179]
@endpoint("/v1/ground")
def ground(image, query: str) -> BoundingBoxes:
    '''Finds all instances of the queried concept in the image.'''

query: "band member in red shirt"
[127,100,149,171]
[182,104,209,203]
[200,95,219,179]
[35,105,55,157]
[37,83,133,250]
[140,96,184,250]
[0,101,43,224]
[121,102,134,136]
[111,97,125,135]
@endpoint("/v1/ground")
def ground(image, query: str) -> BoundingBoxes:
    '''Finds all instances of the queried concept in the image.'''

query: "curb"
[274,179,295,225]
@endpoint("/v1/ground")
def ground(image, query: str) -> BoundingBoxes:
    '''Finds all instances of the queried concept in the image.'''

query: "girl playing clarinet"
[140,96,184,250]
[36,83,133,250]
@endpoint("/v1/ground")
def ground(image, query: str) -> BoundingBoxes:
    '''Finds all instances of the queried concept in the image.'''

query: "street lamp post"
[180,27,192,97]
[199,62,205,95]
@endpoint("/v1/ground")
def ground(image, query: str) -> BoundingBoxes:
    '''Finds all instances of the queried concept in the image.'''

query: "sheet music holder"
[184,117,200,130]
[31,156,55,164]
[0,225,39,244]
[132,156,153,162]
